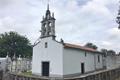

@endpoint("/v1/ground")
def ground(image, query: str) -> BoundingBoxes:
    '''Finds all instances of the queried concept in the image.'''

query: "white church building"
[32,5,105,77]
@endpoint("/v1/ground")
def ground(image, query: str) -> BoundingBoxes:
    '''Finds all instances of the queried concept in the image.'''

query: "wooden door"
[42,62,49,76]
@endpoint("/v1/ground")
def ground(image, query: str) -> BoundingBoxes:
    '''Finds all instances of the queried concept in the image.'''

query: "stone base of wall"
[32,73,63,79]
[63,68,105,78]
[32,68,105,78]
[4,67,120,80]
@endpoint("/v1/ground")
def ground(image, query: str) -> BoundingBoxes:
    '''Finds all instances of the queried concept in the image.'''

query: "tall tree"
[84,42,98,50]
[0,31,32,58]
[101,49,108,56]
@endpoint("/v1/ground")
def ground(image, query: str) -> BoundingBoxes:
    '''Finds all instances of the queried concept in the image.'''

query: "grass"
[18,71,32,77]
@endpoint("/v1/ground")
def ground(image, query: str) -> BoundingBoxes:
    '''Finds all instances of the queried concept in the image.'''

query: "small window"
[98,55,100,63]
[85,52,87,57]
[45,42,48,48]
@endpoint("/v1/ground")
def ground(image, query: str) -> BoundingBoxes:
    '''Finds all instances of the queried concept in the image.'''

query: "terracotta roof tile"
[64,43,100,53]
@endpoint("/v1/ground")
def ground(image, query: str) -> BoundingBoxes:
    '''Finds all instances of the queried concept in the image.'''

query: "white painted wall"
[94,54,104,70]
[63,48,95,75]
[32,37,63,77]
[32,37,104,76]
[63,48,103,75]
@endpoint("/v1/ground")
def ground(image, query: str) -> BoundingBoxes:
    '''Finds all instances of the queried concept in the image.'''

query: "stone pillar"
[45,21,49,36]
[51,20,55,36]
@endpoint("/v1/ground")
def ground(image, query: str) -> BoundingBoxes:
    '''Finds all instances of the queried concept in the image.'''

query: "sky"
[0,0,120,52]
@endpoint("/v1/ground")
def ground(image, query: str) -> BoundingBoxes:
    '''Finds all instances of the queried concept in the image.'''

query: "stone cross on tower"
[40,4,56,38]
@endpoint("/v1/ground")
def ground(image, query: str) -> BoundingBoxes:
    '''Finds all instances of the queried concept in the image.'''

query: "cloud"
[101,41,112,46]
[108,27,120,35]
[0,0,119,52]
[106,27,120,41]
[81,0,110,15]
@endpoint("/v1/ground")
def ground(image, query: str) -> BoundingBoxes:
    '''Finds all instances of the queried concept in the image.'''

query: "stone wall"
[4,67,120,80]
[65,68,120,80]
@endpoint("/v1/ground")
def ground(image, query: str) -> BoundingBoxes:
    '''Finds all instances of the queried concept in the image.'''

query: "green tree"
[84,42,98,50]
[101,49,108,56]
[0,31,32,58]
[107,50,116,55]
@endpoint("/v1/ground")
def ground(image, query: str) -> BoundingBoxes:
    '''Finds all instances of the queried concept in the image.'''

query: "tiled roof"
[64,43,100,53]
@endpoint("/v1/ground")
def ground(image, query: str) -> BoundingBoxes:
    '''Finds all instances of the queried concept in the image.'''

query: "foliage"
[84,42,98,50]
[19,71,32,76]
[0,31,32,58]
[101,49,116,56]
[101,49,108,56]
[101,49,108,53]
[107,50,116,55]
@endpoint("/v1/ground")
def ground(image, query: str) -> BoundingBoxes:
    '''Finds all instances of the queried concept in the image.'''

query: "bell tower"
[40,4,56,38]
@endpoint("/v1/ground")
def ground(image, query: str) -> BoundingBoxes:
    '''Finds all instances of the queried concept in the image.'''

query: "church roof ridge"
[64,43,101,53]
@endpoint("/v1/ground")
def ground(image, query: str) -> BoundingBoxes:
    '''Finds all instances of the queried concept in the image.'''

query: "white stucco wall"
[32,37,104,76]
[94,54,103,70]
[63,48,103,75]
[32,37,63,77]
[63,48,95,75]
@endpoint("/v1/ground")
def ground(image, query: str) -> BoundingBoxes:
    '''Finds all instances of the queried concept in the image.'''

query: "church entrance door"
[42,61,49,76]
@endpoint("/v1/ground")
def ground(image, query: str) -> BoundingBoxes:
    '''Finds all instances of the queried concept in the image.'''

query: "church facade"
[32,5,104,77]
